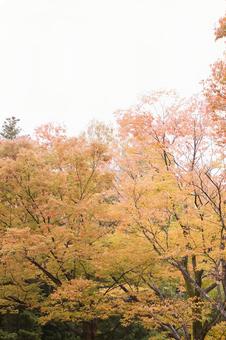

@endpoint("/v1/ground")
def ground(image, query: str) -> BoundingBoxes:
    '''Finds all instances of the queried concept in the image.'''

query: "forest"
[0,12,225,340]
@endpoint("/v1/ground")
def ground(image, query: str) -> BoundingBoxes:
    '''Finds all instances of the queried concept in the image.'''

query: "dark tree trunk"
[192,320,205,340]
[221,259,226,296]
[82,320,97,340]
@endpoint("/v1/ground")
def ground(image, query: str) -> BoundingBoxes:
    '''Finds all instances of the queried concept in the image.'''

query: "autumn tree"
[0,122,119,339]
[203,14,226,143]
[0,97,225,340]
[104,90,226,340]
[0,14,225,340]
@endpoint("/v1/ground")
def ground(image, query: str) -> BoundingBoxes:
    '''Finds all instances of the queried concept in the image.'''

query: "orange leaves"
[0,87,225,338]
[0,128,116,320]
[116,89,196,147]
[203,59,226,115]
[51,278,97,303]
[41,278,123,323]
[202,14,226,145]
[111,87,226,336]
[215,15,226,40]
[35,123,66,145]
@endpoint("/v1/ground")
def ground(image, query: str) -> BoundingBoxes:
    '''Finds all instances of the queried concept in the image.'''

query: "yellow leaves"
[41,278,109,323]
[50,278,97,303]
[206,322,226,340]
[0,128,114,233]
[0,137,34,160]
[94,231,156,279]
[118,295,211,333]
[0,133,117,319]
[0,95,225,339]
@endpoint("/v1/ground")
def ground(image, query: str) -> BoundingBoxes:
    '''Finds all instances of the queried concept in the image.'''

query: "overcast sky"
[0,0,225,135]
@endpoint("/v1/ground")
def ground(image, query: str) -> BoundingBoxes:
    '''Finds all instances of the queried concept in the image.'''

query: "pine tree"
[0,116,21,140]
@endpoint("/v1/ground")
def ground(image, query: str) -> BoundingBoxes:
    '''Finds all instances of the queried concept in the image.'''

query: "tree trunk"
[82,320,97,340]
[221,259,226,297]
[192,320,205,340]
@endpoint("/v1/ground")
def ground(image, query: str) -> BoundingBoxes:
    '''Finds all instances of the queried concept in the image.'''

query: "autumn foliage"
[203,13,226,143]
[0,15,225,340]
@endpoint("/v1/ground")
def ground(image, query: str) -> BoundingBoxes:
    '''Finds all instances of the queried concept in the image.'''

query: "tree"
[203,15,226,143]
[0,116,21,140]
[0,123,117,339]
[0,13,225,340]
[0,103,225,339]
[0,99,225,339]
[109,90,225,340]
[215,15,226,40]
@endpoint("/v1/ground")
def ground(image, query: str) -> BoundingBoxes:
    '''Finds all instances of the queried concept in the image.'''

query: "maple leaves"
[0,108,225,339]
[215,15,226,40]
[0,99,225,340]
[203,14,226,144]
[0,13,225,340]
[203,58,226,144]
[113,88,226,338]
[0,126,115,326]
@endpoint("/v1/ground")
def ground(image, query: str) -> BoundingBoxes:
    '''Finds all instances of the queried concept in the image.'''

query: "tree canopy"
[0,12,225,340]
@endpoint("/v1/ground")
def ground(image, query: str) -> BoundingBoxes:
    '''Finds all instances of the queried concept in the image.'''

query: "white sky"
[0,0,225,135]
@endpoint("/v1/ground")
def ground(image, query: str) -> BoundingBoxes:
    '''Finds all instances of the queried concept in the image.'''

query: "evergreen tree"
[0,116,21,140]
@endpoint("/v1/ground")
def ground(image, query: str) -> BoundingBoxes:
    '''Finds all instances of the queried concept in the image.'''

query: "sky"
[0,0,225,136]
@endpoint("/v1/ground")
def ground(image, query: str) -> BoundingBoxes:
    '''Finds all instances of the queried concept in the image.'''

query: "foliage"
[203,14,226,143]
[0,14,225,340]
[0,117,21,140]
[0,93,224,339]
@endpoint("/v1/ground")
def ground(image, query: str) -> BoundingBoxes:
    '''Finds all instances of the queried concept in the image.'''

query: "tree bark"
[82,320,97,340]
